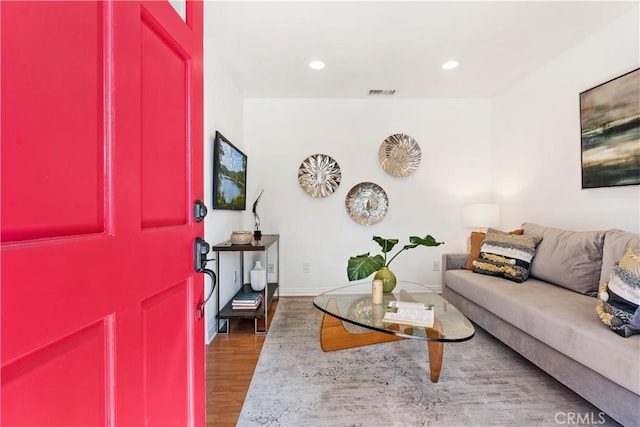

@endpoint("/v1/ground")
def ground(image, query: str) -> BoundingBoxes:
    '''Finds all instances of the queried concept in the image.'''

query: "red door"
[1,1,204,425]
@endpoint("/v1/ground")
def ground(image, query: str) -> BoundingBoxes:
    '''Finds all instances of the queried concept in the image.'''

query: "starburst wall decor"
[297,154,342,198]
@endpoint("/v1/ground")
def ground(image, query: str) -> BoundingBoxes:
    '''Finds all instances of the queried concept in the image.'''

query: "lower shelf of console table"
[217,283,279,334]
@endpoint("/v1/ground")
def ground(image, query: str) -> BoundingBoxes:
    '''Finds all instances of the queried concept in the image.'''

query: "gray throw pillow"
[522,223,605,296]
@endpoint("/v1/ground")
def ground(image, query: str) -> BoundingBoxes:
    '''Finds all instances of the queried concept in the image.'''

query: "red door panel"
[140,12,188,229]
[1,1,106,242]
[142,282,191,426]
[1,1,204,425]
[2,320,114,426]
[1,239,119,364]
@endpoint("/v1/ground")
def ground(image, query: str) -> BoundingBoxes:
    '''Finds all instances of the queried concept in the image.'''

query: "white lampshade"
[463,203,501,228]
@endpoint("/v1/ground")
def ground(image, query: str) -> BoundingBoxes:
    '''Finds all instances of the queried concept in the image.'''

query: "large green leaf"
[372,236,398,253]
[384,234,445,267]
[347,253,385,281]
[347,234,445,281]
[409,234,444,247]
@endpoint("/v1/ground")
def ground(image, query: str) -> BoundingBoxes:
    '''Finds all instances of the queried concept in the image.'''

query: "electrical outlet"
[303,262,311,274]
[432,261,440,271]
[268,263,274,274]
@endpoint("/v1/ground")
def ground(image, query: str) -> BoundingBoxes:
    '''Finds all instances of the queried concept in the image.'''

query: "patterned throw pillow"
[462,229,524,270]
[472,232,537,283]
[597,247,640,338]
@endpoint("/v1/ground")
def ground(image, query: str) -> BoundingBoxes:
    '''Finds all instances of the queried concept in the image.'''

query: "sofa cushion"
[472,232,537,283]
[462,229,524,270]
[445,269,640,395]
[597,248,640,337]
[522,223,605,296]
[599,229,640,287]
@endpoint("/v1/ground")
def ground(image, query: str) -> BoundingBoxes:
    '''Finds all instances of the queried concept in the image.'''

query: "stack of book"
[232,291,263,310]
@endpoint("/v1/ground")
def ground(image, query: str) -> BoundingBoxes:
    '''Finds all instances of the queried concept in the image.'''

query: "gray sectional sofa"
[442,223,640,427]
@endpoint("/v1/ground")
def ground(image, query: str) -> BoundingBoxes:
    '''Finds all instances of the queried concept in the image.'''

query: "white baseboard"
[206,324,216,344]
[278,284,442,297]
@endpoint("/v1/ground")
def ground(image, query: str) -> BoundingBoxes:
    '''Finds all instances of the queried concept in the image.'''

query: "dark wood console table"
[212,234,279,334]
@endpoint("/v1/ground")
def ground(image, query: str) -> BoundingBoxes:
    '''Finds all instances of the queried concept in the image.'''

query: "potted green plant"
[347,234,444,292]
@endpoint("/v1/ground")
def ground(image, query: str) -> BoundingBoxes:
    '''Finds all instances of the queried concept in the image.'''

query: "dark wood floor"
[205,299,280,426]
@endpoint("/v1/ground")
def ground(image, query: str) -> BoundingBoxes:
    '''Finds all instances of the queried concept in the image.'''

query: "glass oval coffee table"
[313,280,475,382]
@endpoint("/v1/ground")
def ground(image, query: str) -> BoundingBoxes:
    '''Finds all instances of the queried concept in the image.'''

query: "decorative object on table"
[232,290,263,310]
[346,297,374,323]
[345,182,388,225]
[345,295,397,326]
[580,68,640,189]
[298,154,342,198]
[250,260,267,292]
[213,131,247,210]
[230,230,253,245]
[374,266,397,293]
[347,234,444,292]
[378,133,421,177]
[382,300,435,328]
[252,189,264,241]
[371,279,383,305]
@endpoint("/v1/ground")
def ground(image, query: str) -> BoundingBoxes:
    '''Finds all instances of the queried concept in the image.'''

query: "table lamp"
[463,203,500,231]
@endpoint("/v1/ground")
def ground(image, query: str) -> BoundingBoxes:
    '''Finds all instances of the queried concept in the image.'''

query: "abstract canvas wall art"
[580,68,640,189]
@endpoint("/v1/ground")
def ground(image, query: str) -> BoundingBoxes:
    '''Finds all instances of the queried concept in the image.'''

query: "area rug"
[238,299,618,426]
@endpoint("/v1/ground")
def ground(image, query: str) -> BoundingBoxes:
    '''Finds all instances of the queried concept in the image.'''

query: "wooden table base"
[426,331,444,382]
[319,298,445,382]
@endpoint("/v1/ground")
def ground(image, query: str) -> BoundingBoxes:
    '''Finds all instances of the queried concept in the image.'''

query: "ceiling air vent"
[368,89,396,96]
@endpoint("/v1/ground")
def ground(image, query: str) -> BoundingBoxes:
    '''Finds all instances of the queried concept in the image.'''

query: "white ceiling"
[204,1,638,98]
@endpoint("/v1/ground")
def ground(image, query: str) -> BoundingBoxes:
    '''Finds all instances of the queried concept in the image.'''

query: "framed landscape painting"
[580,68,640,189]
[213,131,247,210]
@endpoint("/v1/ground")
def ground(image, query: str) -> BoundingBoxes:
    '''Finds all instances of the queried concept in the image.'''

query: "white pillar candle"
[372,279,383,305]
[372,303,385,327]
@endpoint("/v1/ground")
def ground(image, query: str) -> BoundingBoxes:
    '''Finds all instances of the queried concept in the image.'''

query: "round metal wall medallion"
[378,133,421,177]
[298,154,342,198]
[345,182,389,225]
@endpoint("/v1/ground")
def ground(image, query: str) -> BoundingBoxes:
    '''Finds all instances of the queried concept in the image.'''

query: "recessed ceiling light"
[442,60,459,70]
[309,60,326,70]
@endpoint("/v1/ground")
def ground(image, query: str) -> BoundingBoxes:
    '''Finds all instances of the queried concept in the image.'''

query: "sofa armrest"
[443,253,468,270]
[441,253,469,291]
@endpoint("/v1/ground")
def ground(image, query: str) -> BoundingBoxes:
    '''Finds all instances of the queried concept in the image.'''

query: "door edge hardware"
[194,237,216,320]
[194,200,208,223]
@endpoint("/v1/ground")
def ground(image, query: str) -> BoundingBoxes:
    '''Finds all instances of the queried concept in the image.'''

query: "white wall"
[204,5,640,328]
[203,44,246,343]
[492,10,640,233]
[244,99,493,295]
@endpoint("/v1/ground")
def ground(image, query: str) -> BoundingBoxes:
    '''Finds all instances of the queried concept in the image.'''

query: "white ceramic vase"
[250,260,267,292]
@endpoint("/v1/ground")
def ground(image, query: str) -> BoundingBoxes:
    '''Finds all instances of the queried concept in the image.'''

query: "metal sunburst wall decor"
[345,182,389,225]
[298,154,342,198]
[378,133,421,177]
